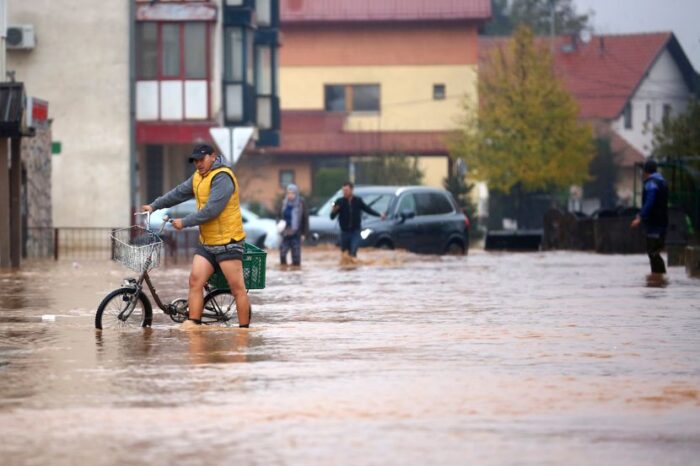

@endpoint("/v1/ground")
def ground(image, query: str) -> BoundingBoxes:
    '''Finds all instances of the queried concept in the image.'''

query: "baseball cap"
[189,144,215,162]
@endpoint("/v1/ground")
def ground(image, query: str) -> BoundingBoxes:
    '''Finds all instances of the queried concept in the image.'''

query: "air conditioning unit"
[6,25,36,50]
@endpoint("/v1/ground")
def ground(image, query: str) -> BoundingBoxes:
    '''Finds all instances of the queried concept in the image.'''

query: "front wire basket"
[111,226,164,272]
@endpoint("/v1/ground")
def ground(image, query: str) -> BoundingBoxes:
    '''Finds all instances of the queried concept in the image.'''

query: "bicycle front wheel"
[95,287,152,330]
[202,289,236,323]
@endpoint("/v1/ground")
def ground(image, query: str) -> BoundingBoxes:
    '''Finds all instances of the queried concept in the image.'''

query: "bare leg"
[188,255,215,321]
[218,259,251,326]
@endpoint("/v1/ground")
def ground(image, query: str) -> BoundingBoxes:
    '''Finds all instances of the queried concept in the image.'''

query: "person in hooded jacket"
[631,159,669,275]
[278,184,308,267]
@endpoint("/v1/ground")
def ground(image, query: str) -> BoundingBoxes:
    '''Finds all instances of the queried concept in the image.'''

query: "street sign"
[27,96,49,130]
[209,127,255,165]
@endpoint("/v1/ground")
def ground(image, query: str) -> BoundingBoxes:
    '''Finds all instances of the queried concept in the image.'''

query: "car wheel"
[445,240,465,255]
[376,239,394,250]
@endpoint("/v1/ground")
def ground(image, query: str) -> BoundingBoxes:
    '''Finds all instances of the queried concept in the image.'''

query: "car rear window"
[414,192,454,216]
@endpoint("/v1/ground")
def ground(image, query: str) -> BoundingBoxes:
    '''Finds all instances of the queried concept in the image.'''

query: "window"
[414,192,434,216]
[145,145,164,202]
[135,22,209,80]
[433,84,446,100]
[184,23,207,79]
[645,103,652,122]
[324,84,380,113]
[663,104,673,122]
[352,85,380,112]
[279,170,295,189]
[361,194,394,218]
[225,84,244,121]
[256,46,273,95]
[135,22,210,121]
[428,193,455,215]
[256,45,274,129]
[412,192,453,216]
[623,103,632,129]
[324,85,346,112]
[136,23,157,79]
[162,24,181,78]
[256,0,271,26]
[396,194,416,215]
[224,28,244,81]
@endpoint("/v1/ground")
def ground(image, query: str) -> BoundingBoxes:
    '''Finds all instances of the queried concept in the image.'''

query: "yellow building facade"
[237,2,489,210]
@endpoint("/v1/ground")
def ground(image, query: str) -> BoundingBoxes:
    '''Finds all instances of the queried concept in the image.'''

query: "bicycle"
[95,212,267,330]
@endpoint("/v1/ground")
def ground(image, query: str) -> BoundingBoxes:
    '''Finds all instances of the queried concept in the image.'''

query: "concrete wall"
[612,48,692,157]
[7,0,130,227]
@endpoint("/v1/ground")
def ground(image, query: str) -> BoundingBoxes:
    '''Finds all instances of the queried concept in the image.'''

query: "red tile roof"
[268,111,450,156]
[479,33,680,120]
[281,0,491,23]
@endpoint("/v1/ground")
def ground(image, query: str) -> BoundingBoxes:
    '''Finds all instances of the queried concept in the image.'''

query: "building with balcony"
[135,0,280,208]
[7,0,280,228]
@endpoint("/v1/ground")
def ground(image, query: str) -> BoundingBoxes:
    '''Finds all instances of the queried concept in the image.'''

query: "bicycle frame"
[115,211,228,324]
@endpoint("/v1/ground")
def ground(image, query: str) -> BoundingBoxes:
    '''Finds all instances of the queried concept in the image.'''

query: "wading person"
[142,144,251,329]
[330,181,385,259]
[278,184,308,267]
[631,160,669,276]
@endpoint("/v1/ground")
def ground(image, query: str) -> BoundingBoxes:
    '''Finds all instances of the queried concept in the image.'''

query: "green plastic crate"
[208,242,267,290]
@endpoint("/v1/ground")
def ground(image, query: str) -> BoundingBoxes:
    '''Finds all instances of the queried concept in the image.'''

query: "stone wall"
[22,126,52,228]
[22,126,53,258]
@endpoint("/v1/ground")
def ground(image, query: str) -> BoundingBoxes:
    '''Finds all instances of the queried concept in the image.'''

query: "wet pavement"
[0,248,698,465]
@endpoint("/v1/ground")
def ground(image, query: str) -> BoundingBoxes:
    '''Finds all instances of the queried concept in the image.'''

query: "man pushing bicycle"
[141,144,251,330]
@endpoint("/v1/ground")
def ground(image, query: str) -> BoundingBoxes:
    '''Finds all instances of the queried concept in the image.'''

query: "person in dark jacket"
[330,181,385,258]
[279,184,308,267]
[631,160,669,275]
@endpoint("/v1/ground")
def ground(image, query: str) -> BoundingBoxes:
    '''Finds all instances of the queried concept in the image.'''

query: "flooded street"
[0,248,698,465]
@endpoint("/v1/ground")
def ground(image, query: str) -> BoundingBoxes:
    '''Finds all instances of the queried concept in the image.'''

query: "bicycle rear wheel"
[202,289,236,323]
[96,287,152,330]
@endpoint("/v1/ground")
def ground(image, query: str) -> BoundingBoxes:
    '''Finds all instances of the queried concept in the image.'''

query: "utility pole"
[549,0,556,53]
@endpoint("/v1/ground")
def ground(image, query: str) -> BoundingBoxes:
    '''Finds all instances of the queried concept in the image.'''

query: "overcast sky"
[573,0,700,70]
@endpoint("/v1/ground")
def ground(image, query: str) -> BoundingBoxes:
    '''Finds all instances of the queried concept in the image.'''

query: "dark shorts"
[194,239,245,268]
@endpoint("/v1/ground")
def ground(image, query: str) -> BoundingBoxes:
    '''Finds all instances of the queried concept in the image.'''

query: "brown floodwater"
[0,247,698,465]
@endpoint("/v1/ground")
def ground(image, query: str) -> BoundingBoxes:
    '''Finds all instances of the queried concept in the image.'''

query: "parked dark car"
[308,186,470,255]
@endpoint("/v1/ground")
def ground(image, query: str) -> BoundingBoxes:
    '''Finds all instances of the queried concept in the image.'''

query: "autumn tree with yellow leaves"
[451,25,593,226]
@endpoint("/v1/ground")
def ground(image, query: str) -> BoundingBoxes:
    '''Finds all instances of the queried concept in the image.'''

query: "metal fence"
[25,227,201,263]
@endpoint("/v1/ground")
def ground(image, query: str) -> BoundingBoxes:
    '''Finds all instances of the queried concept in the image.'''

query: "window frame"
[395,193,417,217]
[136,21,212,121]
[433,83,446,100]
[623,102,632,129]
[279,169,295,189]
[324,84,380,114]
[662,104,673,123]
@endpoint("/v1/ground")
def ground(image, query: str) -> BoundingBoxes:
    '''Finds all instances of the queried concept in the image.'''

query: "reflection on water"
[0,249,699,465]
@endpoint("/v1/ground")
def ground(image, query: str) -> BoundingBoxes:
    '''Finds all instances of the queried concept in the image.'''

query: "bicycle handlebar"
[134,211,151,228]
[135,210,173,234]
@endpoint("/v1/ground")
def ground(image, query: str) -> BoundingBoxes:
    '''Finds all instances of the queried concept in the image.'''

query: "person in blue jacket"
[631,160,669,275]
